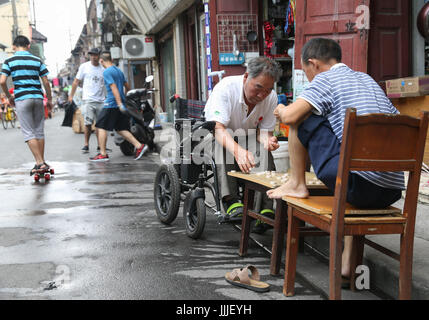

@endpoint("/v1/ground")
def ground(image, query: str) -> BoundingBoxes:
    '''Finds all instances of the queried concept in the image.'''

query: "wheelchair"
[153,95,236,239]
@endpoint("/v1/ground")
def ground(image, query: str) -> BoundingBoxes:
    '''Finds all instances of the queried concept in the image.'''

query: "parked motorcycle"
[115,76,157,156]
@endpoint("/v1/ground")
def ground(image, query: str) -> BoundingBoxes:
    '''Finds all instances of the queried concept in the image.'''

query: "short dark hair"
[301,38,342,65]
[100,51,112,62]
[13,35,30,48]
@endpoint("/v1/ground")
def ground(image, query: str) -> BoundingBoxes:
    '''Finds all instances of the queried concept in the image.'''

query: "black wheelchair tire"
[119,141,135,156]
[184,197,206,239]
[154,164,181,225]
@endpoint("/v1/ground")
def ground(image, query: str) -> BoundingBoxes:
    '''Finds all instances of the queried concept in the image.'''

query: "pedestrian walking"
[0,35,53,175]
[89,51,148,162]
[68,48,106,153]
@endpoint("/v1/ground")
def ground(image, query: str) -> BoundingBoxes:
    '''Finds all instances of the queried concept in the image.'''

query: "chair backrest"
[333,108,429,227]
[176,98,206,120]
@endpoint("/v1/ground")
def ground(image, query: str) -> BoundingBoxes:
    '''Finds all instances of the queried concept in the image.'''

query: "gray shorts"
[82,100,104,126]
[15,99,45,142]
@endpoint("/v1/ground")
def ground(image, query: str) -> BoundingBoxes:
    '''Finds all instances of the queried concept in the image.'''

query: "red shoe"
[90,153,110,162]
[135,144,149,160]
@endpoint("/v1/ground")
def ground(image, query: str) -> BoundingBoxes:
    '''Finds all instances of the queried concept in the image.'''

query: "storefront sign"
[219,53,245,65]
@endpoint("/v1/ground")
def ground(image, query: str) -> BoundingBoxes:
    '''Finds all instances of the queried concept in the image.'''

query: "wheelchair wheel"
[184,197,206,239]
[154,164,181,224]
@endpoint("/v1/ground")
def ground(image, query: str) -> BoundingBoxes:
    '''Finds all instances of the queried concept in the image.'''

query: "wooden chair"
[283,108,429,300]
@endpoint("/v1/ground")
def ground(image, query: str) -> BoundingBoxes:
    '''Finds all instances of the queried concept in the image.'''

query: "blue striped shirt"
[1,51,49,101]
[299,63,405,190]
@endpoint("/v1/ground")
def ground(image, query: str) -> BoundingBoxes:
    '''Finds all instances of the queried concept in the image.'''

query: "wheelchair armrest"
[191,121,216,133]
[201,121,216,132]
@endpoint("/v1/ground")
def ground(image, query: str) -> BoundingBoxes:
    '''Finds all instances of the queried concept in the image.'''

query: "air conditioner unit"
[121,35,156,60]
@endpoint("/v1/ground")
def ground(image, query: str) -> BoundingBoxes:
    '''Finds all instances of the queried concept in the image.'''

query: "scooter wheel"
[184,197,206,239]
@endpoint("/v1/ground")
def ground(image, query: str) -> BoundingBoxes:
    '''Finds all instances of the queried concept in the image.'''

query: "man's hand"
[234,146,256,174]
[265,136,280,152]
[68,95,74,103]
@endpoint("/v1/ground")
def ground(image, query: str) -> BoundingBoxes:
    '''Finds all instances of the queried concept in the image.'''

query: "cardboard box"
[386,76,429,98]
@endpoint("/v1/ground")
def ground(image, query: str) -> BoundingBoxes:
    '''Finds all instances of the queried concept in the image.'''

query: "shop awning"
[117,0,195,35]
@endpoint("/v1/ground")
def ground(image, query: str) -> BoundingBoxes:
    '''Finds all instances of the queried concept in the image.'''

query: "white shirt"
[204,75,277,135]
[76,61,105,102]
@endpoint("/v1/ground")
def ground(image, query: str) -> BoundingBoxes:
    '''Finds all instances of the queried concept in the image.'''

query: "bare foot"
[266,180,309,199]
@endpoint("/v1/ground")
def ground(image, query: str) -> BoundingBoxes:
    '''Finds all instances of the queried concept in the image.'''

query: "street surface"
[0,111,325,300]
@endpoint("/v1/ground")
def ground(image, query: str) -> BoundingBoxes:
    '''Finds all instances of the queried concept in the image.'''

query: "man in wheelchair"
[204,57,283,234]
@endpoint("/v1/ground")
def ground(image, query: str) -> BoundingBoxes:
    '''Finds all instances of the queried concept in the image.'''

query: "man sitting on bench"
[267,38,405,280]
[204,57,282,233]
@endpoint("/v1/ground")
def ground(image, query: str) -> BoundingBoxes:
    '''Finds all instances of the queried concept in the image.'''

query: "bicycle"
[1,105,17,129]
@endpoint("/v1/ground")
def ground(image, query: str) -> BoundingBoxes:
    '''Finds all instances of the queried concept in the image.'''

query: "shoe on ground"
[90,153,110,162]
[252,209,275,235]
[135,144,149,160]
[82,146,89,153]
[218,202,243,224]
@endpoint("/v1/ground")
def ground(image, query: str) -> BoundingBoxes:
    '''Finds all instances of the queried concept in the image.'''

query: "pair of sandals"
[30,163,50,176]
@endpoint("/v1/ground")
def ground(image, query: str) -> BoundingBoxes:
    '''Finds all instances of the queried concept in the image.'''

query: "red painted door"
[209,0,260,81]
[368,0,410,83]
[295,0,369,73]
[185,9,199,100]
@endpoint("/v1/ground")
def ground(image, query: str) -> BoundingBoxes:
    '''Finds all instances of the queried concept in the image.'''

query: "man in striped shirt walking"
[267,38,404,281]
[0,35,53,175]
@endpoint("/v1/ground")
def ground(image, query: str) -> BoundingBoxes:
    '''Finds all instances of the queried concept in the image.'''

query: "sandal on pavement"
[225,265,270,293]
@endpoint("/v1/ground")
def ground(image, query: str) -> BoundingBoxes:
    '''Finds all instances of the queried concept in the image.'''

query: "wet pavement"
[0,112,326,300]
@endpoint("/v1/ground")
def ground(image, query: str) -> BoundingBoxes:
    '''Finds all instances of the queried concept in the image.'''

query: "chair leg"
[329,230,343,300]
[270,199,287,276]
[239,187,255,257]
[399,232,414,300]
[283,207,300,297]
[349,236,365,291]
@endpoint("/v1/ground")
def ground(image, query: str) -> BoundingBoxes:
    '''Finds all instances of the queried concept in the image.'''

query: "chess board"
[227,171,326,189]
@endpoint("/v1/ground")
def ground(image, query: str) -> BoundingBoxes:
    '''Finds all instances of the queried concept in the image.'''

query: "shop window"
[263,0,295,101]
